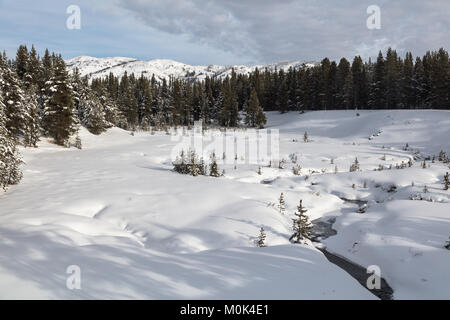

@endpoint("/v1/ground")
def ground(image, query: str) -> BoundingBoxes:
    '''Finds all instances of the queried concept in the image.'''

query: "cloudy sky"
[0,0,448,65]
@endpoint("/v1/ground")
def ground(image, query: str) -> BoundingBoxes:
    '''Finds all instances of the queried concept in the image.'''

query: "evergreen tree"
[430,48,449,108]
[15,45,29,81]
[219,81,240,127]
[158,78,171,127]
[369,51,386,109]
[319,58,331,110]
[402,52,415,108]
[99,87,120,128]
[140,82,153,129]
[188,150,201,176]
[40,49,53,90]
[337,58,351,109]
[350,157,360,172]
[118,72,139,129]
[25,45,41,89]
[412,57,425,108]
[278,192,286,215]
[209,153,220,177]
[277,77,289,113]
[385,48,401,108]
[84,94,107,134]
[244,88,266,128]
[173,150,188,174]
[351,56,368,108]
[43,57,77,145]
[1,64,26,137]
[256,227,267,247]
[73,74,108,135]
[0,84,22,190]
[343,71,354,109]
[289,200,313,244]
[23,88,40,147]
[171,79,184,125]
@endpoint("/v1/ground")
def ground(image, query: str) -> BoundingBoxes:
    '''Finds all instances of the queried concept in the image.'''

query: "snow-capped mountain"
[65,56,317,82]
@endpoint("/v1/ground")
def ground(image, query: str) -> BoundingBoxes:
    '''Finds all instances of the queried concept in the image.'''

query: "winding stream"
[311,200,394,300]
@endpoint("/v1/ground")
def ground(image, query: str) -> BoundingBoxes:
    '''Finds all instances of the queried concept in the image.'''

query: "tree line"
[90,47,449,130]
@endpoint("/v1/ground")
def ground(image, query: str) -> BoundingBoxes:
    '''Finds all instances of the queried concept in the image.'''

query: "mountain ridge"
[66,56,317,82]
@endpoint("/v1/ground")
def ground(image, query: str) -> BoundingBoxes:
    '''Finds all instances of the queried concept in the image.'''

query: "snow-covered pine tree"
[278,192,286,215]
[209,153,220,177]
[256,227,267,247]
[289,200,313,244]
[157,78,172,128]
[0,86,23,190]
[219,79,240,127]
[189,150,200,176]
[173,150,188,174]
[95,87,119,129]
[71,70,108,134]
[255,105,267,129]
[23,88,40,147]
[84,93,107,135]
[278,78,289,113]
[350,157,360,172]
[21,47,41,147]
[1,62,26,137]
[140,83,153,130]
[15,45,29,81]
[70,68,84,119]
[43,57,77,146]
[25,45,41,89]
[118,72,139,130]
[210,91,223,126]
[368,51,385,108]
[39,49,54,96]
[244,88,266,128]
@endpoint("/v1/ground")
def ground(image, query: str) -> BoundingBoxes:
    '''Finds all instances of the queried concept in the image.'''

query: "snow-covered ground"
[0,110,449,299]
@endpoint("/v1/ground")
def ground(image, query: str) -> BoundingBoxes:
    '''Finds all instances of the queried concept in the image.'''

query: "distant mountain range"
[65,56,317,82]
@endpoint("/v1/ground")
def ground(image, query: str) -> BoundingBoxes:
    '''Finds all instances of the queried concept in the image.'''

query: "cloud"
[1,0,448,65]
[118,0,450,63]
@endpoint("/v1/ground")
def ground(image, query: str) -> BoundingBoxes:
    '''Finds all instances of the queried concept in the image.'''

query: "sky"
[0,0,449,65]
